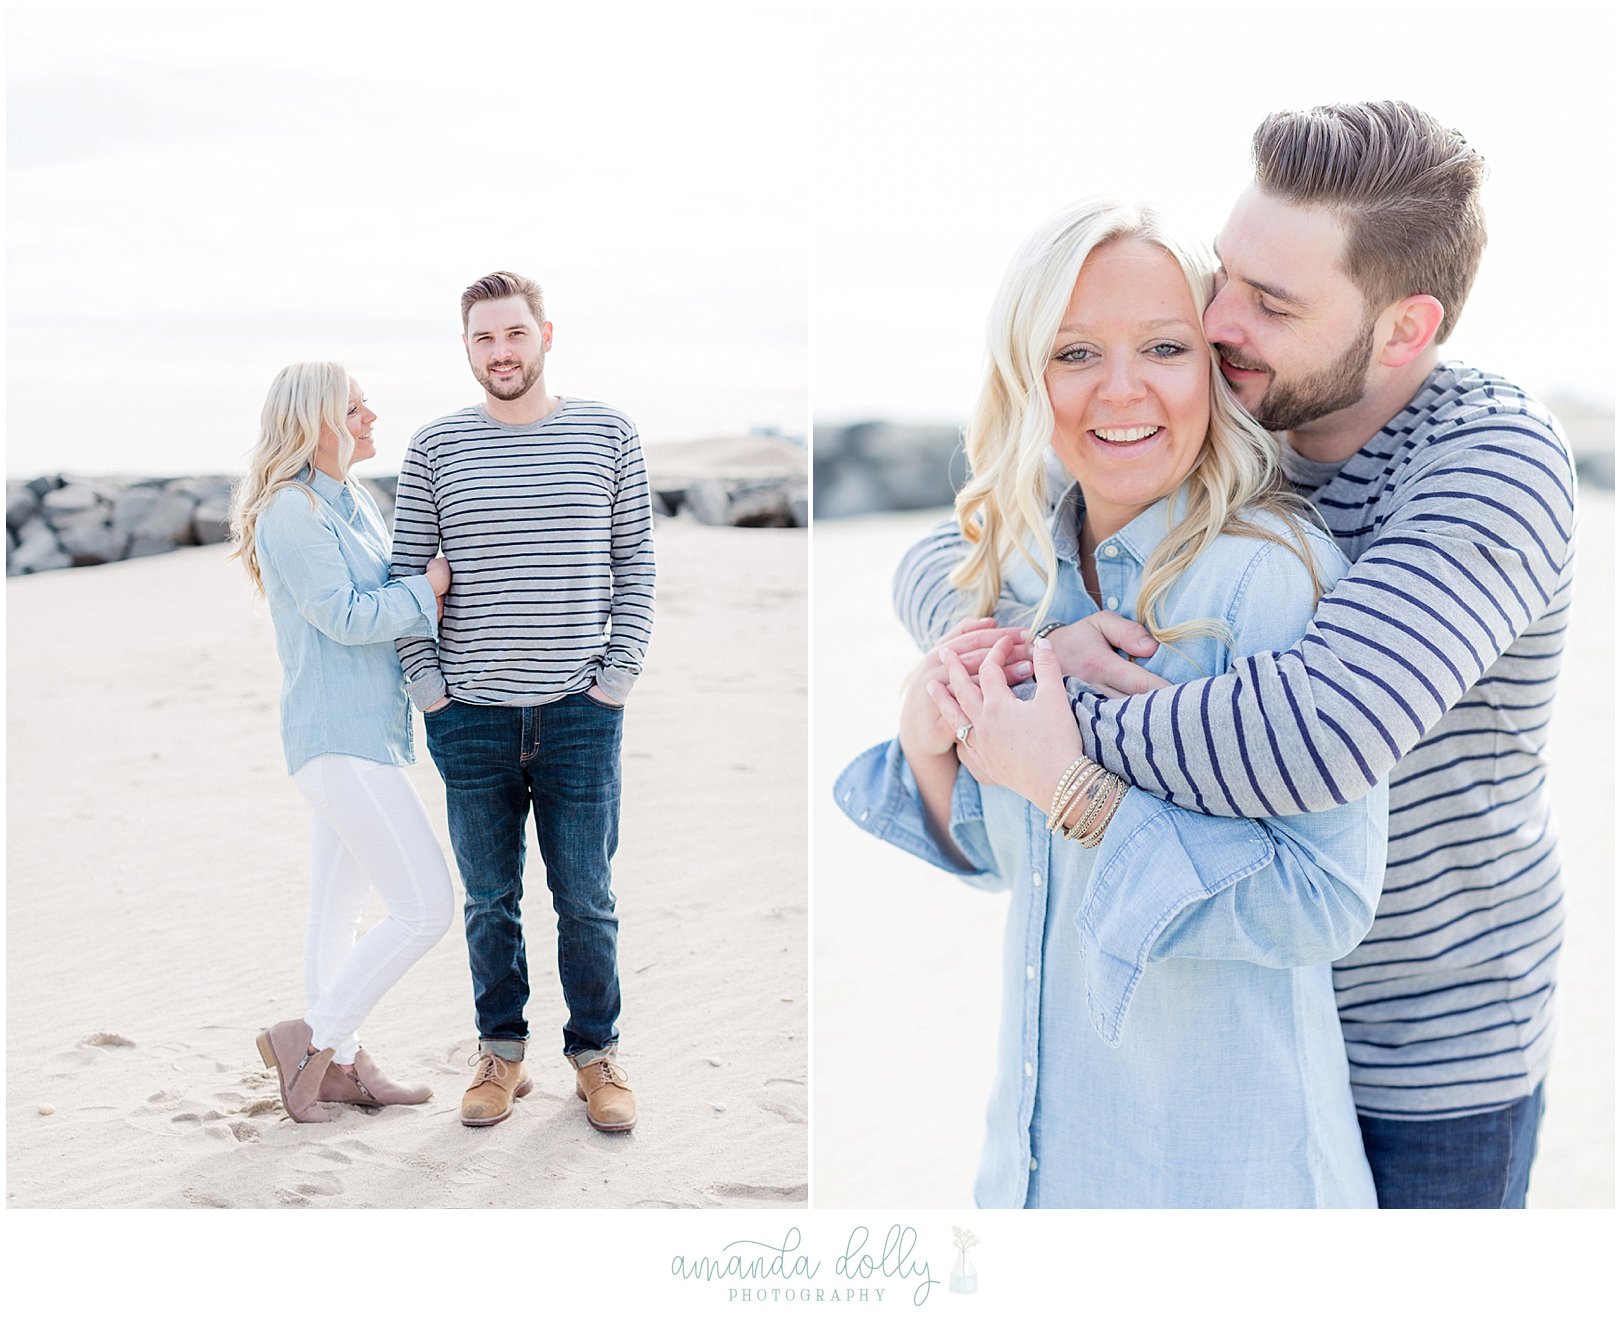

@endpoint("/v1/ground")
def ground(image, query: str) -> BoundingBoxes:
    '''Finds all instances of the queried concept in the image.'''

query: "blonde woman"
[230,362,455,1123]
[836,199,1390,1207]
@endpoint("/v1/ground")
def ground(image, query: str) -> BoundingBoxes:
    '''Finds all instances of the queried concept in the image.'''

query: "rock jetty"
[8,434,806,577]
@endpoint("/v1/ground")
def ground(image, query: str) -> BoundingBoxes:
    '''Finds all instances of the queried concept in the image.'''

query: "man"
[893,102,1574,1208]
[392,271,655,1131]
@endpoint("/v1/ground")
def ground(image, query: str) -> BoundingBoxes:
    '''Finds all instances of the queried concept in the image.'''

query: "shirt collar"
[302,465,350,508]
[1050,480,1191,569]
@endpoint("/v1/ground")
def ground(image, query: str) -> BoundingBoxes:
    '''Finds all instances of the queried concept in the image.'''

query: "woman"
[230,362,456,1123]
[835,199,1388,1207]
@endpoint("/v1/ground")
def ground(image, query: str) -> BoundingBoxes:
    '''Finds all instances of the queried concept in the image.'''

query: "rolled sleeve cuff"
[833,740,999,886]
[1074,790,1274,1046]
[400,574,440,642]
[407,670,448,710]
[595,664,637,704]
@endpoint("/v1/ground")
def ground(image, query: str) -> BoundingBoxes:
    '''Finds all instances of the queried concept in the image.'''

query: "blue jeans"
[424,694,624,1060]
[1357,1083,1546,1208]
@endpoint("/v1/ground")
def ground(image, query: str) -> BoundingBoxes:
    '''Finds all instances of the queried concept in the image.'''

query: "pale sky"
[6,2,1613,477]
[6,3,809,475]
[812,0,1618,427]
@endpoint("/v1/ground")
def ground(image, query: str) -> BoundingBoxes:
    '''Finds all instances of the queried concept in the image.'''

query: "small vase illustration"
[950,1227,979,1294]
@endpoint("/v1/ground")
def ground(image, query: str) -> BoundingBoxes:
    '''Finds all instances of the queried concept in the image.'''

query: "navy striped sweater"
[390,399,656,708]
[892,363,1576,1119]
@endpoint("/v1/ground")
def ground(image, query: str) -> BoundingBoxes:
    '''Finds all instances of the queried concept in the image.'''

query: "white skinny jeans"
[291,755,455,1063]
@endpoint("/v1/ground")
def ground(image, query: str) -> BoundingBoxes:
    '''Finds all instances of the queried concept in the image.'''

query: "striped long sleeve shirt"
[892,362,1576,1119]
[390,399,655,708]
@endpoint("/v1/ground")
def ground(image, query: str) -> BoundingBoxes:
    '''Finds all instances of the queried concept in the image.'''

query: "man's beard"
[477,357,542,401]
[1241,316,1378,432]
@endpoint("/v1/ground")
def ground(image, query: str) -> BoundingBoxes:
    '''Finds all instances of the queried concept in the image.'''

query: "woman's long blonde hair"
[951,197,1323,646]
[228,362,355,594]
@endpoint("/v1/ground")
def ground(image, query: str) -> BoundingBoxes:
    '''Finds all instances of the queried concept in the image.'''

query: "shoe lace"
[590,1059,627,1087]
[468,1051,511,1085]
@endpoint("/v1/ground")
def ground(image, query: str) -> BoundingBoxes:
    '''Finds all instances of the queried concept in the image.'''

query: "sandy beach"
[6,515,807,1209]
[811,492,1615,1210]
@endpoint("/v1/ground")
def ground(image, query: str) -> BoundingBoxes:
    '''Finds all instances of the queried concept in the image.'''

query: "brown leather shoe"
[255,1018,335,1123]
[572,1053,636,1132]
[320,1047,432,1106]
[460,1051,532,1127]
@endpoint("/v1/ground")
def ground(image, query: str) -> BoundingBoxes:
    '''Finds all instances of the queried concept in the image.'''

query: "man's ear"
[542,321,554,352]
[1378,294,1445,368]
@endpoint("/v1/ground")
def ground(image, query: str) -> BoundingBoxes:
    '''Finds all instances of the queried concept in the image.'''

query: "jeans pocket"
[582,690,624,711]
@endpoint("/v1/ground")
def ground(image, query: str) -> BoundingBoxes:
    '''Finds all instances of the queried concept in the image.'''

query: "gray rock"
[787,490,808,528]
[127,535,180,559]
[651,485,687,516]
[358,478,395,530]
[114,489,199,546]
[8,481,40,533]
[166,475,235,503]
[649,490,676,518]
[8,517,71,574]
[40,482,104,524]
[686,477,799,528]
[26,475,62,500]
[1574,449,1614,490]
[54,508,129,565]
[193,497,232,546]
[812,421,964,517]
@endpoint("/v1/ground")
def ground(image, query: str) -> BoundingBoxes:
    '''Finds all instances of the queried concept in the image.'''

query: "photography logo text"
[671,1225,941,1306]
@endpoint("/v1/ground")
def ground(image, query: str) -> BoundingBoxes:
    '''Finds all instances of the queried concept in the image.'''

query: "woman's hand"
[425,555,452,598]
[1036,612,1169,698]
[899,618,1033,760]
[932,634,1085,810]
[898,619,1027,866]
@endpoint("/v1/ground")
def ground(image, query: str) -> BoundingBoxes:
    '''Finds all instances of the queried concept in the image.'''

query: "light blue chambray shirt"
[836,485,1389,1208]
[254,468,439,775]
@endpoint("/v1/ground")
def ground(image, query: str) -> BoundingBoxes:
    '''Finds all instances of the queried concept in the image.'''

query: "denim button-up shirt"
[836,486,1389,1208]
[254,468,439,775]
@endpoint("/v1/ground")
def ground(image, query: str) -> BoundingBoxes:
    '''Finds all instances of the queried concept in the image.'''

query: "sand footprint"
[280,1171,343,1198]
[44,1034,136,1077]
[756,1095,807,1125]
[83,1032,136,1048]
[709,1181,808,1203]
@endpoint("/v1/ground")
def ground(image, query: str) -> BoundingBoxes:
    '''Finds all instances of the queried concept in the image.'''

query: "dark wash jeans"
[1358,1082,1546,1208]
[424,693,623,1059]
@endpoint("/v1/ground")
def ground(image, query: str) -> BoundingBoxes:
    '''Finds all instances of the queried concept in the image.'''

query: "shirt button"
[1024,1061,1034,1077]
[1102,544,1119,559]
[1030,1157,1039,1171]
[1026,965,1035,981]
[1030,870,1042,887]
[1105,596,1119,610]
[858,810,869,822]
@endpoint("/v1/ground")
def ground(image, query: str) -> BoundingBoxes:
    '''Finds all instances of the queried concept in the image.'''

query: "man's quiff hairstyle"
[461,270,546,329]
[1252,100,1487,342]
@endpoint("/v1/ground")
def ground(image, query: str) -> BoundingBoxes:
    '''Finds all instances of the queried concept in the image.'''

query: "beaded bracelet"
[1064,775,1114,841]
[1046,756,1099,830]
[1075,779,1126,848]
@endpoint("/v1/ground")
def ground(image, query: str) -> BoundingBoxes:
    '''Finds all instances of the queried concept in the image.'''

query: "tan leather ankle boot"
[255,1018,335,1123]
[320,1047,432,1106]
